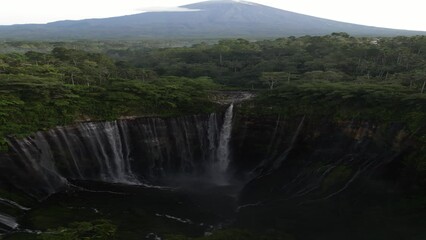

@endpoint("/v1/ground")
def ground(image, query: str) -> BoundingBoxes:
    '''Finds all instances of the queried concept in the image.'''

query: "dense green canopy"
[1,34,426,151]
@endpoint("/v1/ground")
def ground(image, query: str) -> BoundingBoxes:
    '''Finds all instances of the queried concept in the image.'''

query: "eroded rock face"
[3,112,233,199]
[2,107,418,201]
[230,115,426,239]
[232,115,413,203]
[0,107,422,237]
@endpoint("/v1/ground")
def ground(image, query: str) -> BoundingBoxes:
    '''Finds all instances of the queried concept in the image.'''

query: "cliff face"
[3,112,231,199]
[0,106,423,236]
[1,107,421,199]
[230,113,425,239]
[231,111,421,200]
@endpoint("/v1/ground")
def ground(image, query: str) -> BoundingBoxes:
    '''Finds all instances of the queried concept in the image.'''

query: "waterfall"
[272,116,305,170]
[53,121,139,184]
[0,197,30,211]
[216,104,234,172]
[7,137,68,198]
[0,213,18,230]
[207,113,219,165]
[4,109,238,198]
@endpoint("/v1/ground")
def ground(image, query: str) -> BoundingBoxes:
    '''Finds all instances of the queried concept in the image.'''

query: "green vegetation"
[2,34,426,149]
[12,226,293,240]
[165,229,294,240]
[0,40,214,54]
[5,35,426,91]
[0,48,219,151]
[1,34,426,239]
[1,34,425,185]
[116,34,426,90]
[36,220,116,240]
[246,82,426,127]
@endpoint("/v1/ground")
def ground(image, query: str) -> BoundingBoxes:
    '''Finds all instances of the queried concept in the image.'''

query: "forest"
[1,33,426,240]
[1,33,426,149]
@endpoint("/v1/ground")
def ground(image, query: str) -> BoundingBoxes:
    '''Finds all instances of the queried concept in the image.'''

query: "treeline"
[4,34,426,91]
[2,33,426,149]
[0,47,161,86]
[110,33,426,92]
[0,39,215,54]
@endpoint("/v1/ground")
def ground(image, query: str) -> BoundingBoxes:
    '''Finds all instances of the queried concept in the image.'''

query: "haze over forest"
[0,0,424,40]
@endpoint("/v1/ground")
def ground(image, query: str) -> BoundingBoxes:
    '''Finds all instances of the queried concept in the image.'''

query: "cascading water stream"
[2,94,408,238]
[207,104,235,185]
[0,197,30,211]
[217,104,234,173]
[3,106,240,200]
[0,213,18,230]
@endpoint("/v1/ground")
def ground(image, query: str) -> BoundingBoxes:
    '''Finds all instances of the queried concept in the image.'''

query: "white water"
[272,116,305,170]
[8,138,68,197]
[54,128,84,178]
[0,106,243,234]
[0,213,18,229]
[216,104,234,172]
[0,197,30,211]
[78,122,139,184]
[6,107,238,198]
[155,213,193,224]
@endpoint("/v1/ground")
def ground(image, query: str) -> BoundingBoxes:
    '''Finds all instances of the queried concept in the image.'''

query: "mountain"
[0,0,424,40]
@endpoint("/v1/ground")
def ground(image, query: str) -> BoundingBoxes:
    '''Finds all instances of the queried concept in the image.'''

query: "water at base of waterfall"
[15,180,238,239]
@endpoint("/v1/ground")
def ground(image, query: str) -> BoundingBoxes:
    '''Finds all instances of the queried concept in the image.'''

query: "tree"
[260,72,287,90]
[57,65,82,85]
[302,70,347,82]
[0,59,9,74]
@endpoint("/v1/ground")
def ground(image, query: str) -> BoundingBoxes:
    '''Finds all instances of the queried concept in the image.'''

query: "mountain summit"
[0,0,423,40]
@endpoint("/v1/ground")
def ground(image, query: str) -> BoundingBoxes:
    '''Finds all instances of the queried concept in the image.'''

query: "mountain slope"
[0,0,423,40]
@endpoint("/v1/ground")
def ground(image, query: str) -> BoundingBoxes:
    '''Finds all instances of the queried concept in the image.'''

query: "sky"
[0,0,425,31]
